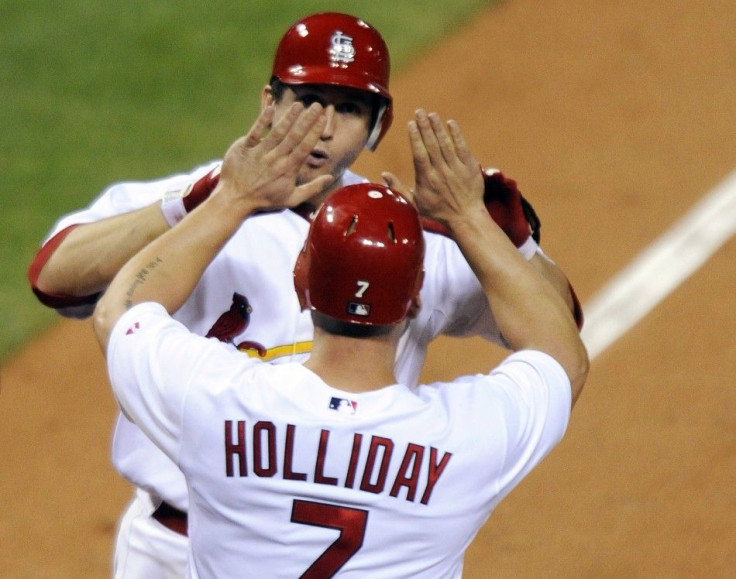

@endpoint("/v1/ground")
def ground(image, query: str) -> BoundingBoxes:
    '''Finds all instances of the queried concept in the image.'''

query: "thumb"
[381,172,415,205]
[291,175,333,207]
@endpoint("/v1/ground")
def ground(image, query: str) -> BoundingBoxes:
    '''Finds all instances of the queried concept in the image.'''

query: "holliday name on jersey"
[224,420,452,505]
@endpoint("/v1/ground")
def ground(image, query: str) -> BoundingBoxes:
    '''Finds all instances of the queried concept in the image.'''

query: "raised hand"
[408,109,485,226]
[216,103,333,214]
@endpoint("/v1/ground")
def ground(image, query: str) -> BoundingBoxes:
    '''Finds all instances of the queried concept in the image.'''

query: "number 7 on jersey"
[291,499,369,578]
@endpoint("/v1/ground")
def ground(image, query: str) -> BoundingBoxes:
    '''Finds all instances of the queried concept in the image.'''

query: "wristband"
[160,189,188,227]
[160,166,221,227]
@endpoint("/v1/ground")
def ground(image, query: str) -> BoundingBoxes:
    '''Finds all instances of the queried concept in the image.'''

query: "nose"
[321,105,336,139]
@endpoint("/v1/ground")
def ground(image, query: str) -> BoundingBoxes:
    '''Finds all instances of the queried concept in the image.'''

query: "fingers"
[427,112,458,167]
[407,109,487,224]
[244,106,275,147]
[259,102,303,149]
[284,103,327,164]
[218,102,330,212]
[411,109,440,161]
[263,102,325,158]
[241,102,324,164]
[410,109,478,170]
[291,175,334,207]
[445,119,475,168]
[408,117,431,175]
[412,109,458,168]
[381,172,415,205]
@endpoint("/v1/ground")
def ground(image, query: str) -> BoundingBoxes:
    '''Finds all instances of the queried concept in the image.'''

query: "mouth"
[307,149,328,167]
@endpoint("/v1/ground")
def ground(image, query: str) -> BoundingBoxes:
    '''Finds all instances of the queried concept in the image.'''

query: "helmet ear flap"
[365,100,392,151]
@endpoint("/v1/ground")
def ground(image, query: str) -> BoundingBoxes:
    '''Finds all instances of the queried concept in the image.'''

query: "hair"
[311,311,394,338]
[269,77,287,102]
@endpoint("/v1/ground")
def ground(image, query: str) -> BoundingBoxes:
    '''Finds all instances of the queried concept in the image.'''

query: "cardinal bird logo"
[206,292,267,357]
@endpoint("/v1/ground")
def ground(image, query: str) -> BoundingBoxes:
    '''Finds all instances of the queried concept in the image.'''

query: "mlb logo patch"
[329,397,358,414]
[347,302,370,317]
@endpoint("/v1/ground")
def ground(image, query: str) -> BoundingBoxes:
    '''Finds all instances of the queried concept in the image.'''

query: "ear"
[261,85,275,111]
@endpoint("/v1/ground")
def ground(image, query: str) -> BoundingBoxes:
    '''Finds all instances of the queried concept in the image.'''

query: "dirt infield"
[3,1,736,576]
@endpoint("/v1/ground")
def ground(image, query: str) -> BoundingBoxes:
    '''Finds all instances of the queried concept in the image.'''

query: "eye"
[336,102,363,115]
[298,94,322,107]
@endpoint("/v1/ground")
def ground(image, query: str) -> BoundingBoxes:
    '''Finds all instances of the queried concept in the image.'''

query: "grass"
[0,0,495,363]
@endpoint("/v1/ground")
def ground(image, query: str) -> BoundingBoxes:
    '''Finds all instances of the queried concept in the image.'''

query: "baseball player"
[92,102,588,577]
[28,12,582,578]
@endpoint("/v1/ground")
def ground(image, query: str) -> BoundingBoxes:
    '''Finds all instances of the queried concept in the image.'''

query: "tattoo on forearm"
[123,256,163,309]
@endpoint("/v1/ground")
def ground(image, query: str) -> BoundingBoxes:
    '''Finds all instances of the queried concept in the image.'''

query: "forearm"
[406,109,588,400]
[93,189,249,349]
[34,202,170,298]
[529,252,573,311]
[449,209,588,398]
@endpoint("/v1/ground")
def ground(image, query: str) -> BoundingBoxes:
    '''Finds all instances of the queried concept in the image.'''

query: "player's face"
[263,84,373,205]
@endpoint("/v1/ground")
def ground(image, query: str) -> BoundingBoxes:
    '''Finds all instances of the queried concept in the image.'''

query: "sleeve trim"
[28,225,102,308]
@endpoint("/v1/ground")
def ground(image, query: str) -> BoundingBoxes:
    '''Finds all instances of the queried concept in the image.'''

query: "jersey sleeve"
[105,302,243,464]
[43,161,222,241]
[29,162,221,318]
[475,350,571,501]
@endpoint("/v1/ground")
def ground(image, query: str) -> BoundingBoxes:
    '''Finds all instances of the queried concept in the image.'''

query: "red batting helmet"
[271,12,392,151]
[294,183,425,327]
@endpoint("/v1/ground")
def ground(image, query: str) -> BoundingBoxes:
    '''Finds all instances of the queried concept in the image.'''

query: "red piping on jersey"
[28,224,102,309]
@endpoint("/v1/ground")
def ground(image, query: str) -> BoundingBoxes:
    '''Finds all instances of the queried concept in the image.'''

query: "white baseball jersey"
[41,163,505,511]
[108,302,571,578]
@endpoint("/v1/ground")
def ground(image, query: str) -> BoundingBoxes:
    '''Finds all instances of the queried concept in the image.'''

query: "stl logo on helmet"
[329,30,355,67]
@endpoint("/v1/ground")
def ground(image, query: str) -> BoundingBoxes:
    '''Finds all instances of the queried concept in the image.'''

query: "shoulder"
[108,302,189,355]
[109,302,263,387]
[107,160,222,200]
[46,160,223,234]
[424,351,570,408]
[489,350,571,409]
[497,350,569,381]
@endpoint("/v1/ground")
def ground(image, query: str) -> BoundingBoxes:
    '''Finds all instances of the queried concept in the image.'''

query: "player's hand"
[420,169,540,249]
[380,171,415,204]
[408,109,486,228]
[216,103,332,213]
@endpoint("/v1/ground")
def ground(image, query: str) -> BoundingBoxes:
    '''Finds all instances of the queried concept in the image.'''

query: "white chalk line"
[580,170,736,360]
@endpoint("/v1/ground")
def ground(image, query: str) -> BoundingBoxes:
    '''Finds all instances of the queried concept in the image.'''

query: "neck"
[303,326,402,393]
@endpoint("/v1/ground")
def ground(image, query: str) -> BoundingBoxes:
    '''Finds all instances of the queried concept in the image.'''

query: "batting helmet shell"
[294,183,425,327]
[272,12,392,151]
